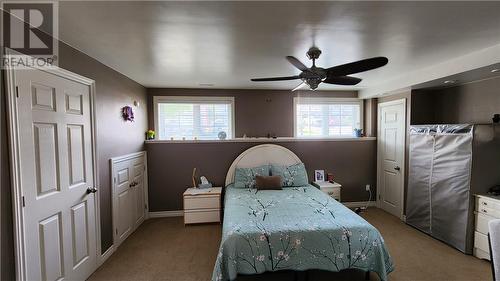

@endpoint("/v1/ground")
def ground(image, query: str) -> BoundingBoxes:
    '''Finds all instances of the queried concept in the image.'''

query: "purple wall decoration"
[122,105,135,122]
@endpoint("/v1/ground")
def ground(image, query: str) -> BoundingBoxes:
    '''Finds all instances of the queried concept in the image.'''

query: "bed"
[212,144,394,281]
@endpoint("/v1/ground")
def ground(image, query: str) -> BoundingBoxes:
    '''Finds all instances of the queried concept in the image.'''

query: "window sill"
[145,137,376,144]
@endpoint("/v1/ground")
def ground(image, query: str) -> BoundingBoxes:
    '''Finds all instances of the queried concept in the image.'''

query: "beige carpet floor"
[88,208,491,281]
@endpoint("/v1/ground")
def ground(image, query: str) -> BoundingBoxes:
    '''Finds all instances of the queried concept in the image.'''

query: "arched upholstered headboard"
[224,144,303,186]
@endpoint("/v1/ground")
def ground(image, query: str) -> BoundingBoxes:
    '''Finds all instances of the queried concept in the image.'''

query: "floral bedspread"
[212,185,394,281]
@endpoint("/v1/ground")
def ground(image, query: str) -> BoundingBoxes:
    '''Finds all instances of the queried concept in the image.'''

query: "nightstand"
[312,181,342,201]
[183,187,222,224]
[473,194,500,260]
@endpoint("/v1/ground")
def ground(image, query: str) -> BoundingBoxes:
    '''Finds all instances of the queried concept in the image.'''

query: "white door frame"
[4,49,102,280]
[376,98,406,220]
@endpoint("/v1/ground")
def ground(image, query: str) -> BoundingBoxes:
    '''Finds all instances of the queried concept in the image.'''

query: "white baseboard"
[148,210,184,218]
[98,245,115,266]
[342,201,377,208]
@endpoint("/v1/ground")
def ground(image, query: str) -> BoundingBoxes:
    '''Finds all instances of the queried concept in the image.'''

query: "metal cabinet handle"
[482,201,488,206]
[86,187,97,194]
[394,166,401,171]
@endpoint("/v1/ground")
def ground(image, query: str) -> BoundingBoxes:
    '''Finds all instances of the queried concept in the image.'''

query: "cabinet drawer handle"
[482,209,488,213]
[482,201,488,206]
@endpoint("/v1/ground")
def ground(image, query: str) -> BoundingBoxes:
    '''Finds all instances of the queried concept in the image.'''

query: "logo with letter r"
[2,2,56,55]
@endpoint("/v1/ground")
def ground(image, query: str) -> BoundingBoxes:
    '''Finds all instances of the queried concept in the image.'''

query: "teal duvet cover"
[212,185,394,281]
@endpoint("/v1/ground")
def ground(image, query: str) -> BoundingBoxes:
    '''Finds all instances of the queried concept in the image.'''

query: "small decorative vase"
[218,131,227,140]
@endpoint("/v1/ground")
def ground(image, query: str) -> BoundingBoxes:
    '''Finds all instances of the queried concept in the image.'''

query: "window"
[154,96,234,140]
[294,97,363,138]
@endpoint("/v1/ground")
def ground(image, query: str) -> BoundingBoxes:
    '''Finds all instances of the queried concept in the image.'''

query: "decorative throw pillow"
[270,163,308,187]
[234,165,270,188]
[255,175,282,190]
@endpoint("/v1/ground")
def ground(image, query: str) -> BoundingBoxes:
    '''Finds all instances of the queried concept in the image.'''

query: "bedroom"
[1,1,500,281]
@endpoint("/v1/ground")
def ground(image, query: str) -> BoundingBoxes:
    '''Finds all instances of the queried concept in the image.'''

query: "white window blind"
[294,98,362,138]
[154,97,234,140]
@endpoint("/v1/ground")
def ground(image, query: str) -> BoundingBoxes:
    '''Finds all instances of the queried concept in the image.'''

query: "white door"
[114,160,133,245]
[130,157,146,228]
[112,153,146,247]
[14,68,97,280]
[377,99,406,218]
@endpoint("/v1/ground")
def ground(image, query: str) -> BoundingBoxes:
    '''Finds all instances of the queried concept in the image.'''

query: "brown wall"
[383,76,500,216]
[412,76,500,125]
[363,98,378,137]
[146,140,377,211]
[58,45,148,252]
[146,88,378,212]
[147,88,357,137]
[1,42,147,279]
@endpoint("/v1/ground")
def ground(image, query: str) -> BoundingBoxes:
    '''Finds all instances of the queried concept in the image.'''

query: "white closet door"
[130,157,146,228]
[113,160,133,246]
[15,68,97,281]
[112,152,147,247]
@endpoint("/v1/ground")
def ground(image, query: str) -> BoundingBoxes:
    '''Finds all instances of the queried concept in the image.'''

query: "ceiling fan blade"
[323,76,362,85]
[251,75,300,82]
[286,56,309,71]
[292,82,307,91]
[326,57,388,76]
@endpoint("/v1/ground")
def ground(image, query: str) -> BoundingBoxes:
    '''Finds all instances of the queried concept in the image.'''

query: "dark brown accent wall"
[412,76,500,125]
[1,43,147,279]
[58,44,148,252]
[146,140,377,212]
[382,76,500,215]
[147,88,357,137]
[363,98,378,137]
[146,88,378,212]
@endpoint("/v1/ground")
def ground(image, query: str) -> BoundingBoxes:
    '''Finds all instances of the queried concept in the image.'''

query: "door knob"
[86,187,98,194]
[394,166,401,171]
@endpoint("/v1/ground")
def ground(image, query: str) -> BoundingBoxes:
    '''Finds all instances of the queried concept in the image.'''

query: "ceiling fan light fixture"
[250,47,389,91]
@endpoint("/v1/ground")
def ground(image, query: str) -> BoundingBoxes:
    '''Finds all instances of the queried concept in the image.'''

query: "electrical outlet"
[365,184,371,191]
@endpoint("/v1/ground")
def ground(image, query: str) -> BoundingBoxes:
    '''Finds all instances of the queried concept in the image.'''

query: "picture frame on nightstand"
[314,170,325,182]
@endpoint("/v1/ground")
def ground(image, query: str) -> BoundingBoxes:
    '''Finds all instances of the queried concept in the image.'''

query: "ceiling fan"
[251,47,388,91]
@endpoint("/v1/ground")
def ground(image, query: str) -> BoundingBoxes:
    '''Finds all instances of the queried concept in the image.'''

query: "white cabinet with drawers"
[312,181,342,201]
[474,194,500,260]
[183,187,222,224]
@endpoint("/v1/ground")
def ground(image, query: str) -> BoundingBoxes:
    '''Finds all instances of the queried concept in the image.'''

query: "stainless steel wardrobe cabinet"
[406,124,500,254]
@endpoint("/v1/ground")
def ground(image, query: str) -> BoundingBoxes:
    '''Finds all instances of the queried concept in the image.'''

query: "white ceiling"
[58,1,500,93]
